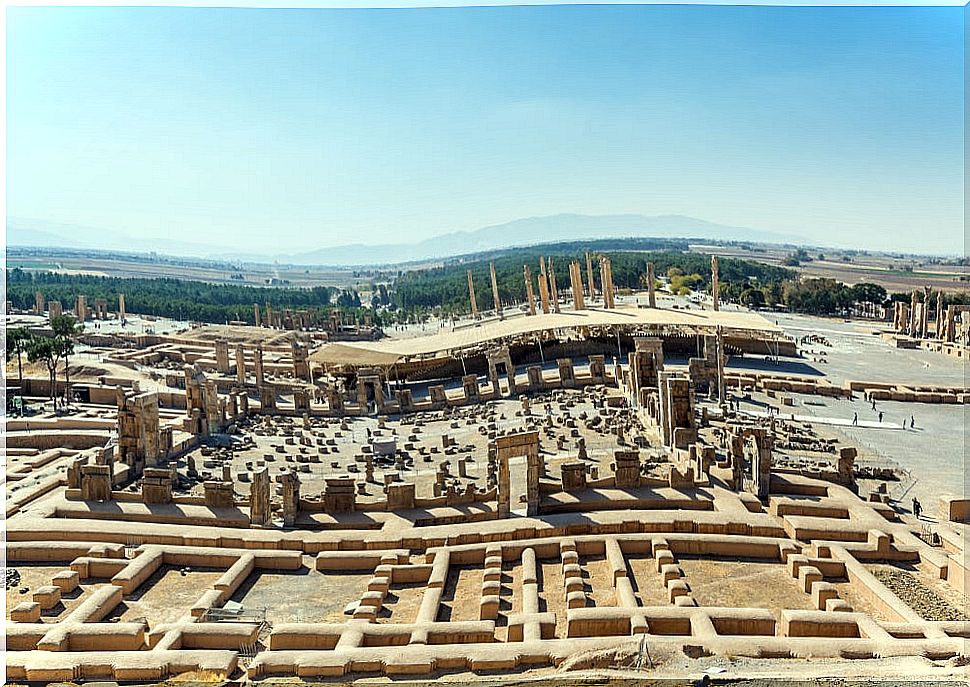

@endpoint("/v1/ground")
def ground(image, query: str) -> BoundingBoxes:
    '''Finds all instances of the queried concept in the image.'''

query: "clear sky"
[7,4,965,256]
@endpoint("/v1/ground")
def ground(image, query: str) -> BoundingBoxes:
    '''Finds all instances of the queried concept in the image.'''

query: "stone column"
[921,286,931,339]
[524,266,537,316]
[716,325,726,405]
[118,293,126,322]
[646,263,657,308]
[467,270,480,319]
[711,255,720,311]
[537,258,551,314]
[48,300,62,323]
[548,257,561,313]
[277,470,301,527]
[570,262,585,310]
[253,303,261,327]
[936,291,944,339]
[945,305,956,342]
[600,258,615,309]
[250,467,271,526]
[76,295,87,322]
[909,290,918,336]
[254,345,265,387]
[586,252,596,301]
[34,291,45,315]
[489,261,503,319]
[214,340,230,374]
[235,344,246,384]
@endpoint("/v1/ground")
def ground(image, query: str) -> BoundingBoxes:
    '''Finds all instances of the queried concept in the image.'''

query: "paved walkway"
[738,408,904,430]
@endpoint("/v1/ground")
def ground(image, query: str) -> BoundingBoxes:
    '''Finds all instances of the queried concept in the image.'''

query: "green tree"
[51,315,81,398]
[27,335,69,407]
[848,282,887,305]
[6,327,33,388]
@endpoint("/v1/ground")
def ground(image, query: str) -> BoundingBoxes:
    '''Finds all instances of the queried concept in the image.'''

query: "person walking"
[910,415,916,429]
[852,412,858,426]
[878,411,884,423]
[912,497,922,519]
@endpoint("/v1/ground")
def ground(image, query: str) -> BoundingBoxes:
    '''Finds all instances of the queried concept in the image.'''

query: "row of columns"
[32,292,126,323]
[465,252,727,318]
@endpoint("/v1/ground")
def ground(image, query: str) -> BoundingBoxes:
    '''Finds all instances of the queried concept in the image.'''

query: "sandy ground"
[677,559,815,617]
[232,565,371,624]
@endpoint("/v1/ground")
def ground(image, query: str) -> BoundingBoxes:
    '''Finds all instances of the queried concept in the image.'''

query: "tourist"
[912,497,922,519]
[878,411,883,423]
[910,415,915,429]
[852,412,858,426]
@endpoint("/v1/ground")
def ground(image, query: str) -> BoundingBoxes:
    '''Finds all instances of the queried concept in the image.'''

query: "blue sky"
[7,4,965,255]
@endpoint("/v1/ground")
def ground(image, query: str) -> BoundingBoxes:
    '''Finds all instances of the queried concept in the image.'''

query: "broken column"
[524,265,537,316]
[467,270,480,319]
[254,345,265,386]
[291,341,310,381]
[34,291,45,315]
[323,477,356,513]
[235,344,246,384]
[277,470,301,526]
[118,293,126,322]
[612,450,641,488]
[909,290,918,336]
[80,464,112,502]
[76,295,88,322]
[560,462,587,491]
[48,300,62,322]
[570,262,585,310]
[537,258,551,314]
[489,261,503,319]
[711,255,720,311]
[920,286,931,339]
[250,467,271,525]
[204,480,235,508]
[548,257,561,313]
[646,262,657,308]
[600,257,615,309]
[586,252,596,301]
[214,340,230,374]
[142,467,174,504]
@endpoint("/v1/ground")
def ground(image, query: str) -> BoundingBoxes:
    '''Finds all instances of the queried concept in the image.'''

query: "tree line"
[6,269,375,325]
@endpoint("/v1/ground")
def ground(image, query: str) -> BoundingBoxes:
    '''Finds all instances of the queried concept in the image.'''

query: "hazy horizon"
[8,4,965,256]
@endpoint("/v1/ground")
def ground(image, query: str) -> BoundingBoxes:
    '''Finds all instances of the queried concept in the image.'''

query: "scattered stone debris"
[872,568,969,622]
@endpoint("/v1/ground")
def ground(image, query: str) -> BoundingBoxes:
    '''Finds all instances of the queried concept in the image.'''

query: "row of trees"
[7,315,82,408]
[6,269,376,326]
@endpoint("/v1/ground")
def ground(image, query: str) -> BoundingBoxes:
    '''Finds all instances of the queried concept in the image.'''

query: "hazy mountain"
[7,217,227,258]
[9,213,805,266]
[282,214,804,266]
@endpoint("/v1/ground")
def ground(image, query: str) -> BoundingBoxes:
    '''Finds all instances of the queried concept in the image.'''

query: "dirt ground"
[677,558,815,615]
[626,556,675,607]
[231,566,371,624]
[119,565,223,625]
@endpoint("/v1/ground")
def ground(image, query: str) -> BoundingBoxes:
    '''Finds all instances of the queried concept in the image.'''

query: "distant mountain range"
[7,217,228,258]
[8,213,805,267]
[273,214,804,266]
